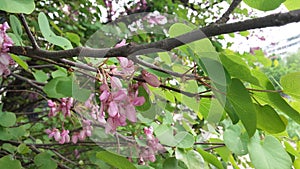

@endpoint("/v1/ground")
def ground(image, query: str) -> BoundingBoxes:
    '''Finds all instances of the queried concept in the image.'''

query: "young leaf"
[243,0,285,11]
[38,12,72,49]
[0,0,35,14]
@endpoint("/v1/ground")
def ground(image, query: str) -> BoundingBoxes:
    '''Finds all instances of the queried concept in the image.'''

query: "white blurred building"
[263,33,300,58]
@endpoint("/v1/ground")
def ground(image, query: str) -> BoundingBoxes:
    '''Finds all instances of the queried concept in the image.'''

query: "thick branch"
[9,9,300,59]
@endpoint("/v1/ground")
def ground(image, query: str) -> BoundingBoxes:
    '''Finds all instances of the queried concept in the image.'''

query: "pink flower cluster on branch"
[45,128,70,144]
[139,126,164,164]
[100,76,145,133]
[47,97,74,117]
[0,22,15,76]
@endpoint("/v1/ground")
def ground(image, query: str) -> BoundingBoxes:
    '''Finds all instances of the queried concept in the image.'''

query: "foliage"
[0,0,300,169]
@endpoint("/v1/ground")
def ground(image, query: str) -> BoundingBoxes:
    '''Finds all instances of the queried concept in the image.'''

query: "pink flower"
[132,96,145,106]
[144,126,153,136]
[115,39,126,48]
[139,126,165,163]
[141,70,161,87]
[100,90,110,101]
[74,149,80,159]
[117,57,135,75]
[47,100,58,117]
[145,12,167,25]
[59,129,70,144]
[72,133,79,144]
[45,128,61,141]
[111,76,122,90]
[250,47,260,55]
[0,22,14,77]
[60,97,73,117]
[108,101,118,117]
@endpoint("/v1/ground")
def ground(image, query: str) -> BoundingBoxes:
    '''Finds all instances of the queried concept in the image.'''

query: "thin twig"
[11,73,43,90]
[215,0,242,24]
[18,14,39,49]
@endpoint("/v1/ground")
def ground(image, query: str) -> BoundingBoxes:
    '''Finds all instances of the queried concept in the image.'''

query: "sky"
[225,2,300,54]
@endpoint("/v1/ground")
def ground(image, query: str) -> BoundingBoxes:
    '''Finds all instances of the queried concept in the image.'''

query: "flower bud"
[141,70,161,87]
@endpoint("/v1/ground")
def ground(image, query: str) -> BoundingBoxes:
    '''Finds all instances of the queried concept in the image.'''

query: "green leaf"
[158,52,172,65]
[252,69,300,124]
[0,0,35,14]
[284,0,300,10]
[163,157,178,169]
[254,104,286,134]
[220,54,260,86]
[34,152,57,169]
[8,126,27,139]
[66,32,81,46]
[17,143,31,154]
[243,0,285,11]
[154,124,177,147]
[174,132,195,148]
[33,70,48,83]
[10,54,29,70]
[96,151,136,169]
[136,86,151,111]
[281,72,300,99]
[284,141,300,158]
[0,111,16,127]
[72,84,91,102]
[209,138,231,162]
[0,127,12,141]
[248,134,292,169]
[227,78,257,137]
[239,31,250,37]
[43,76,72,98]
[197,148,224,169]
[38,12,72,49]
[9,15,22,43]
[51,68,67,78]
[223,125,249,155]
[175,149,205,169]
[0,156,21,169]
[2,143,17,153]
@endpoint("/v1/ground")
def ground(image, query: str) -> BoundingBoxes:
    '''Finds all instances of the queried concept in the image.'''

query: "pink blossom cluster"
[84,93,106,124]
[100,76,145,133]
[144,11,167,25]
[0,22,15,76]
[45,128,70,144]
[47,97,74,117]
[114,39,135,76]
[71,119,93,144]
[139,126,164,164]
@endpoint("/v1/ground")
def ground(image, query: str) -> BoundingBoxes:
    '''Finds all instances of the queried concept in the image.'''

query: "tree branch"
[18,14,39,49]
[215,0,242,24]
[9,9,300,59]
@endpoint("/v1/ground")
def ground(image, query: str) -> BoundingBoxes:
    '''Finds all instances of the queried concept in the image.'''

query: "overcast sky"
[224,3,300,54]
